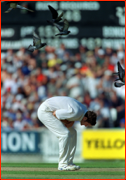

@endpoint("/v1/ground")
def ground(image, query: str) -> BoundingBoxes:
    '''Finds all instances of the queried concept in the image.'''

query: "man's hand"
[53,111,57,118]
[52,111,74,128]
[60,120,74,128]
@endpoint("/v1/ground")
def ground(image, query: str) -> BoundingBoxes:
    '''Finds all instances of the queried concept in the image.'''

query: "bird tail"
[41,43,47,47]
[55,33,61,36]
[40,43,47,49]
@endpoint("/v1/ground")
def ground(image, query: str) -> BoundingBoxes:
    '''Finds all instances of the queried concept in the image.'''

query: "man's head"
[81,111,97,127]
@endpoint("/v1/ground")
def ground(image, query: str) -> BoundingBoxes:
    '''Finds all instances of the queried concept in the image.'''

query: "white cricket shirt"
[45,96,88,122]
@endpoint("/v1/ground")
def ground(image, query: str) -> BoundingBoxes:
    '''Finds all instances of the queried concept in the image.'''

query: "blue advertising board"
[1,131,40,153]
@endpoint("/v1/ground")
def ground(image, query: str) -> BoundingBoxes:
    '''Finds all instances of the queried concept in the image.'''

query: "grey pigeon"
[47,5,63,23]
[113,61,125,87]
[47,19,71,36]
[5,1,34,13]
[27,32,46,52]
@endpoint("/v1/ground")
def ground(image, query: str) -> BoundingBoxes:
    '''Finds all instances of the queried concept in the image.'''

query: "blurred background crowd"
[1,43,125,131]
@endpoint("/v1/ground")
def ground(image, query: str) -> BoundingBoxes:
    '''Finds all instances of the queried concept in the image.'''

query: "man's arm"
[52,105,74,120]
[53,111,74,128]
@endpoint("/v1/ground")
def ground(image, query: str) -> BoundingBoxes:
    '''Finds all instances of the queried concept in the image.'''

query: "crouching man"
[37,96,97,171]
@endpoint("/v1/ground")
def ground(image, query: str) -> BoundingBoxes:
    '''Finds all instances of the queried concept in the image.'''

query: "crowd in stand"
[1,44,125,131]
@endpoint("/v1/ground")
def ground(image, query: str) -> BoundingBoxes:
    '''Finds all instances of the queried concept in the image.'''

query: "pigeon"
[4,1,34,13]
[48,5,63,23]
[113,61,125,87]
[27,31,46,52]
[47,19,71,36]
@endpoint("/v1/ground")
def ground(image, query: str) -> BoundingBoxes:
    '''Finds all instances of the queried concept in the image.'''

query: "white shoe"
[58,165,76,171]
[69,164,80,170]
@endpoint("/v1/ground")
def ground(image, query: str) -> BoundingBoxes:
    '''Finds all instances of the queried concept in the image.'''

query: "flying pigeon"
[47,19,71,36]
[4,1,34,13]
[48,5,63,23]
[27,31,46,52]
[113,61,125,87]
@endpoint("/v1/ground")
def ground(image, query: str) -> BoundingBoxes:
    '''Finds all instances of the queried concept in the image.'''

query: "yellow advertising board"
[82,129,125,159]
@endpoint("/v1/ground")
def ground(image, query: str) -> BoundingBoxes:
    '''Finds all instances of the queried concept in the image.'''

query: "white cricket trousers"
[37,101,77,168]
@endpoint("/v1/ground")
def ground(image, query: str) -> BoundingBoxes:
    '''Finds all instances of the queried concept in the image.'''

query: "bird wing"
[117,61,125,81]
[57,12,64,21]
[54,22,63,31]
[27,45,35,52]
[63,19,69,31]
[33,31,40,39]
[47,20,62,31]
[16,5,34,12]
[4,7,13,13]
[48,5,58,19]
[117,61,124,70]
[59,12,64,18]
[33,32,41,47]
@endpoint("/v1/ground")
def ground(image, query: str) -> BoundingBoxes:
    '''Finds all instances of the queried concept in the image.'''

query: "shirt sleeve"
[55,104,75,120]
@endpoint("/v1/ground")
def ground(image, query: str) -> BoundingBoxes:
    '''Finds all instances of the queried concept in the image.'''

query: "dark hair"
[85,111,97,125]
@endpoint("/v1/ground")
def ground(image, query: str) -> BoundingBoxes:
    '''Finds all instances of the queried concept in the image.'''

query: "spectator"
[96,70,113,93]
[110,91,125,127]
[1,44,125,130]
[92,104,104,128]
[96,49,105,67]
[79,45,86,63]
[66,71,85,99]
[120,118,125,128]
[98,99,113,128]
[13,113,31,131]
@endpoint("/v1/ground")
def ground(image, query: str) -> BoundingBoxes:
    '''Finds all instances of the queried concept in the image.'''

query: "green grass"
[1,171,125,175]
[1,161,125,179]
[1,160,125,168]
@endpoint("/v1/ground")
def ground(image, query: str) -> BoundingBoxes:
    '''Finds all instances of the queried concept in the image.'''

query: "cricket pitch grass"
[1,160,125,179]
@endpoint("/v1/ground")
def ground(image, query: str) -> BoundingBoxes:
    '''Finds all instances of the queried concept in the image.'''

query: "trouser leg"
[37,103,72,168]
[67,127,77,164]
[58,131,71,167]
